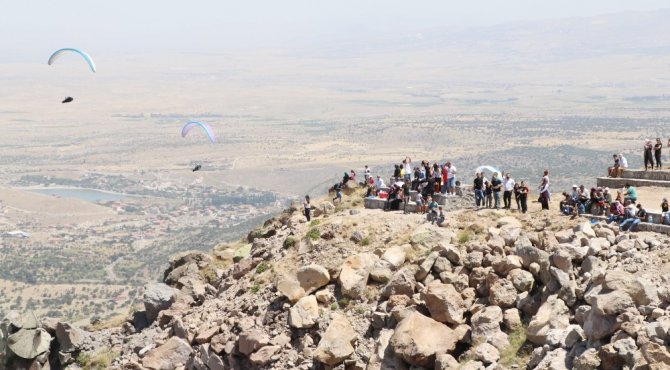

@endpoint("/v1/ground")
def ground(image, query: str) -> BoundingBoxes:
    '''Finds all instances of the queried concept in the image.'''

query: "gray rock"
[143,283,180,323]
[508,268,534,292]
[488,278,518,308]
[527,295,570,345]
[55,322,85,353]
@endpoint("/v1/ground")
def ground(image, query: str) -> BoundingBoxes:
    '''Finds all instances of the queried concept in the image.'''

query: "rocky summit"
[3,196,670,370]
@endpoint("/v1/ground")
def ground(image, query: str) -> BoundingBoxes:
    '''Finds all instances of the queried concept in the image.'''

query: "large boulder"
[144,283,180,323]
[55,322,86,353]
[382,267,417,298]
[533,348,569,370]
[527,295,570,345]
[288,295,319,329]
[470,306,503,340]
[603,270,659,306]
[420,281,467,324]
[163,251,212,284]
[573,348,601,370]
[508,268,534,292]
[641,342,670,368]
[339,253,377,299]
[411,224,453,248]
[142,337,193,370]
[382,246,407,268]
[488,278,518,308]
[238,329,270,356]
[390,311,459,368]
[583,309,617,341]
[296,264,330,294]
[592,291,636,316]
[367,329,408,370]
[515,240,551,283]
[314,313,357,366]
[277,279,306,304]
[313,201,336,217]
[499,225,521,246]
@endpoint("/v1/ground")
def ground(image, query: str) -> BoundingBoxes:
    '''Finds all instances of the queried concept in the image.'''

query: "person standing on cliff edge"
[304,195,312,221]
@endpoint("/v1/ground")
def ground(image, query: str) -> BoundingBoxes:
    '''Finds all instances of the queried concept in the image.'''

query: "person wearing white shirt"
[503,173,515,209]
[619,154,628,169]
[364,165,372,184]
[376,176,385,190]
[403,158,412,182]
[445,162,457,196]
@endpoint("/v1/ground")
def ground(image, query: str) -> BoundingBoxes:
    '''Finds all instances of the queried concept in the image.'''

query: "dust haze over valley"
[1,1,670,323]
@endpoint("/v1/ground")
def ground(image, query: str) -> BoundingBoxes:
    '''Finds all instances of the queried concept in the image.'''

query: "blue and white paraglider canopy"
[48,48,97,72]
[475,165,502,179]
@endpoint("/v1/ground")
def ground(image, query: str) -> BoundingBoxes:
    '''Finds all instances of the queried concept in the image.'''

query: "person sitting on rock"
[608,200,624,224]
[426,196,439,222]
[662,198,670,224]
[570,185,580,203]
[603,187,612,205]
[436,206,446,226]
[624,183,638,204]
[608,154,621,178]
[619,202,643,232]
[560,192,576,215]
[619,153,628,171]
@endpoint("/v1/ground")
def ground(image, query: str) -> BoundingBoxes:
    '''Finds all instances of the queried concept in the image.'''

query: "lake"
[30,188,131,203]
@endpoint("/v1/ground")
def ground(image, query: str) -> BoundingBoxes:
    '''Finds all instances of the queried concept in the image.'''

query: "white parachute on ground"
[475,165,502,179]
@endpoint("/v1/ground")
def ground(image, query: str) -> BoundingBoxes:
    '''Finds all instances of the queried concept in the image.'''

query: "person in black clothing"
[513,183,521,210]
[473,172,484,208]
[402,181,411,213]
[393,164,401,179]
[303,195,312,221]
[654,138,663,170]
[644,139,654,171]
[491,173,502,209]
[425,176,436,198]
[485,179,493,208]
[519,181,529,213]
[412,167,421,190]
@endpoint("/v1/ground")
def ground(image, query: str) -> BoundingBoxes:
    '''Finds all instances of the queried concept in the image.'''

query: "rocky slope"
[3,195,670,370]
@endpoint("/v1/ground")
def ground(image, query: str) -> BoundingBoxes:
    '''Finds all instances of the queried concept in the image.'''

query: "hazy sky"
[1,0,668,60]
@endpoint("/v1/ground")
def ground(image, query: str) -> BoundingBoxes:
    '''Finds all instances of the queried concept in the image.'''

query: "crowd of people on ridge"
[302,143,670,234]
